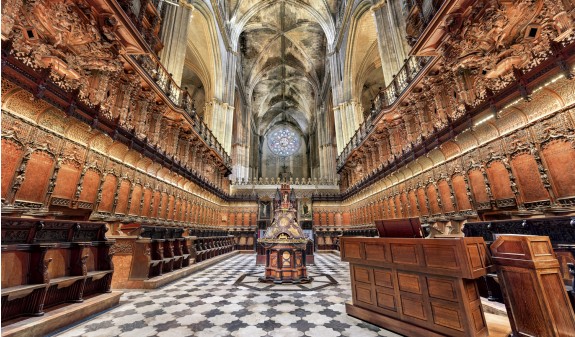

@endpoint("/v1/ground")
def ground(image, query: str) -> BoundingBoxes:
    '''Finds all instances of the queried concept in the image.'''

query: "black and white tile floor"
[53,253,401,337]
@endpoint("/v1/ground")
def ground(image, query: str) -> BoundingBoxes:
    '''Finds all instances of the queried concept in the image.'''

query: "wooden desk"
[340,237,491,337]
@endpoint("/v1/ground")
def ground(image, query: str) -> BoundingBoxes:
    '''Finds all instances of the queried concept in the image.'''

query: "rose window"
[268,128,300,157]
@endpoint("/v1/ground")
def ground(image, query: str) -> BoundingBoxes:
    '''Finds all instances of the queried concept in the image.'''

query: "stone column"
[372,0,410,86]
[158,2,193,85]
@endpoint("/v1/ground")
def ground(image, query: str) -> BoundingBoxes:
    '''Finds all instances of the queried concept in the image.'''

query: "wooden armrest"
[49,275,86,289]
[150,260,162,266]
[1,284,47,301]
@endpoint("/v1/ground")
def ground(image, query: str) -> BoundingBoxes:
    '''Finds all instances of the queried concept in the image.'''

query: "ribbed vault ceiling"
[230,0,337,136]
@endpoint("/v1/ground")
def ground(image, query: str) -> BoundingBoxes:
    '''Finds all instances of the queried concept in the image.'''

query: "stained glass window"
[268,128,300,157]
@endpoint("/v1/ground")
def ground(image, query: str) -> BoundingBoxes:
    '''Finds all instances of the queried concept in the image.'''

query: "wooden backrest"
[1,251,28,287]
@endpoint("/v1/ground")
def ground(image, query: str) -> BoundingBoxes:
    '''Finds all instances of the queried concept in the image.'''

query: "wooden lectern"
[340,237,491,337]
[490,235,575,337]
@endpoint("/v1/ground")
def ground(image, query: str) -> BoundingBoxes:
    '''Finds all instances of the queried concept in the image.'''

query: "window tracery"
[268,128,300,157]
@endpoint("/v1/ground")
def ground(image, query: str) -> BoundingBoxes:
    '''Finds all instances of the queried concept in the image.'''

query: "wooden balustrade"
[1,217,114,322]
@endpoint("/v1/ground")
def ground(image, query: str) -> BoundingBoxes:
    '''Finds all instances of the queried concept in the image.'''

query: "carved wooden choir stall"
[109,223,234,289]
[1,217,118,327]
[258,184,312,284]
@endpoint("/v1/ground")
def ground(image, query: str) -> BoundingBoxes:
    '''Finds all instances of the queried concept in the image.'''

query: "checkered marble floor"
[52,253,401,337]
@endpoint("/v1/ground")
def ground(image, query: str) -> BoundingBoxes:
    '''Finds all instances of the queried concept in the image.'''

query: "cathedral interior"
[1,0,575,336]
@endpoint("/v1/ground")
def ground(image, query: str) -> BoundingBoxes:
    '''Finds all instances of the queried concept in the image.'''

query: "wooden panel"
[365,243,386,262]
[328,212,335,225]
[542,140,575,198]
[398,273,421,294]
[115,180,130,215]
[141,188,153,216]
[395,195,404,218]
[354,266,371,283]
[431,302,463,331]
[466,243,487,272]
[452,175,472,211]
[468,170,490,204]
[382,199,390,218]
[390,244,419,265]
[400,193,409,217]
[376,288,397,311]
[427,277,457,301]
[344,242,362,259]
[540,272,575,335]
[511,153,549,203]
[159,193,168,218]
[355,283,374,305]
[46,249,69,279]
[499,268,548,336]
[486,161,514,200]
[16,151,54,203]
[1,139,23,199]
[408,190,419,216]
[388,198,397,218]
[1,251,27,288]
[128,184,143,215]
[52,163,80,200]
[86,247,97,272]
[374,269,394,288]
[401,296,427,321]
[465,280,480,302]
[152,191,161,217]
[437,181,454,213]
[470,302,486,332]
[427,184,441,214]
[78,170,100,203]
[531,241,553,257]
[417,188,429,215]
[423,245,459,270]
[98,174,117,212]
[167,195,175,220]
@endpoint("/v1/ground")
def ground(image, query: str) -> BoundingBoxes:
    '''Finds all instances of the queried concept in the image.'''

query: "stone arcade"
[1,0,575,336]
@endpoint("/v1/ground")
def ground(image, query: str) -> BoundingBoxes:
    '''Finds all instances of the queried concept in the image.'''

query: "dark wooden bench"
[193,235,234,262]
[122,224,191,279]
[1,217,114,322]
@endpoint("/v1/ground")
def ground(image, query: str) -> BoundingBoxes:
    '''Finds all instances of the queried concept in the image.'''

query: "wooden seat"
[1,284,47,301]
[1,217,114,321]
